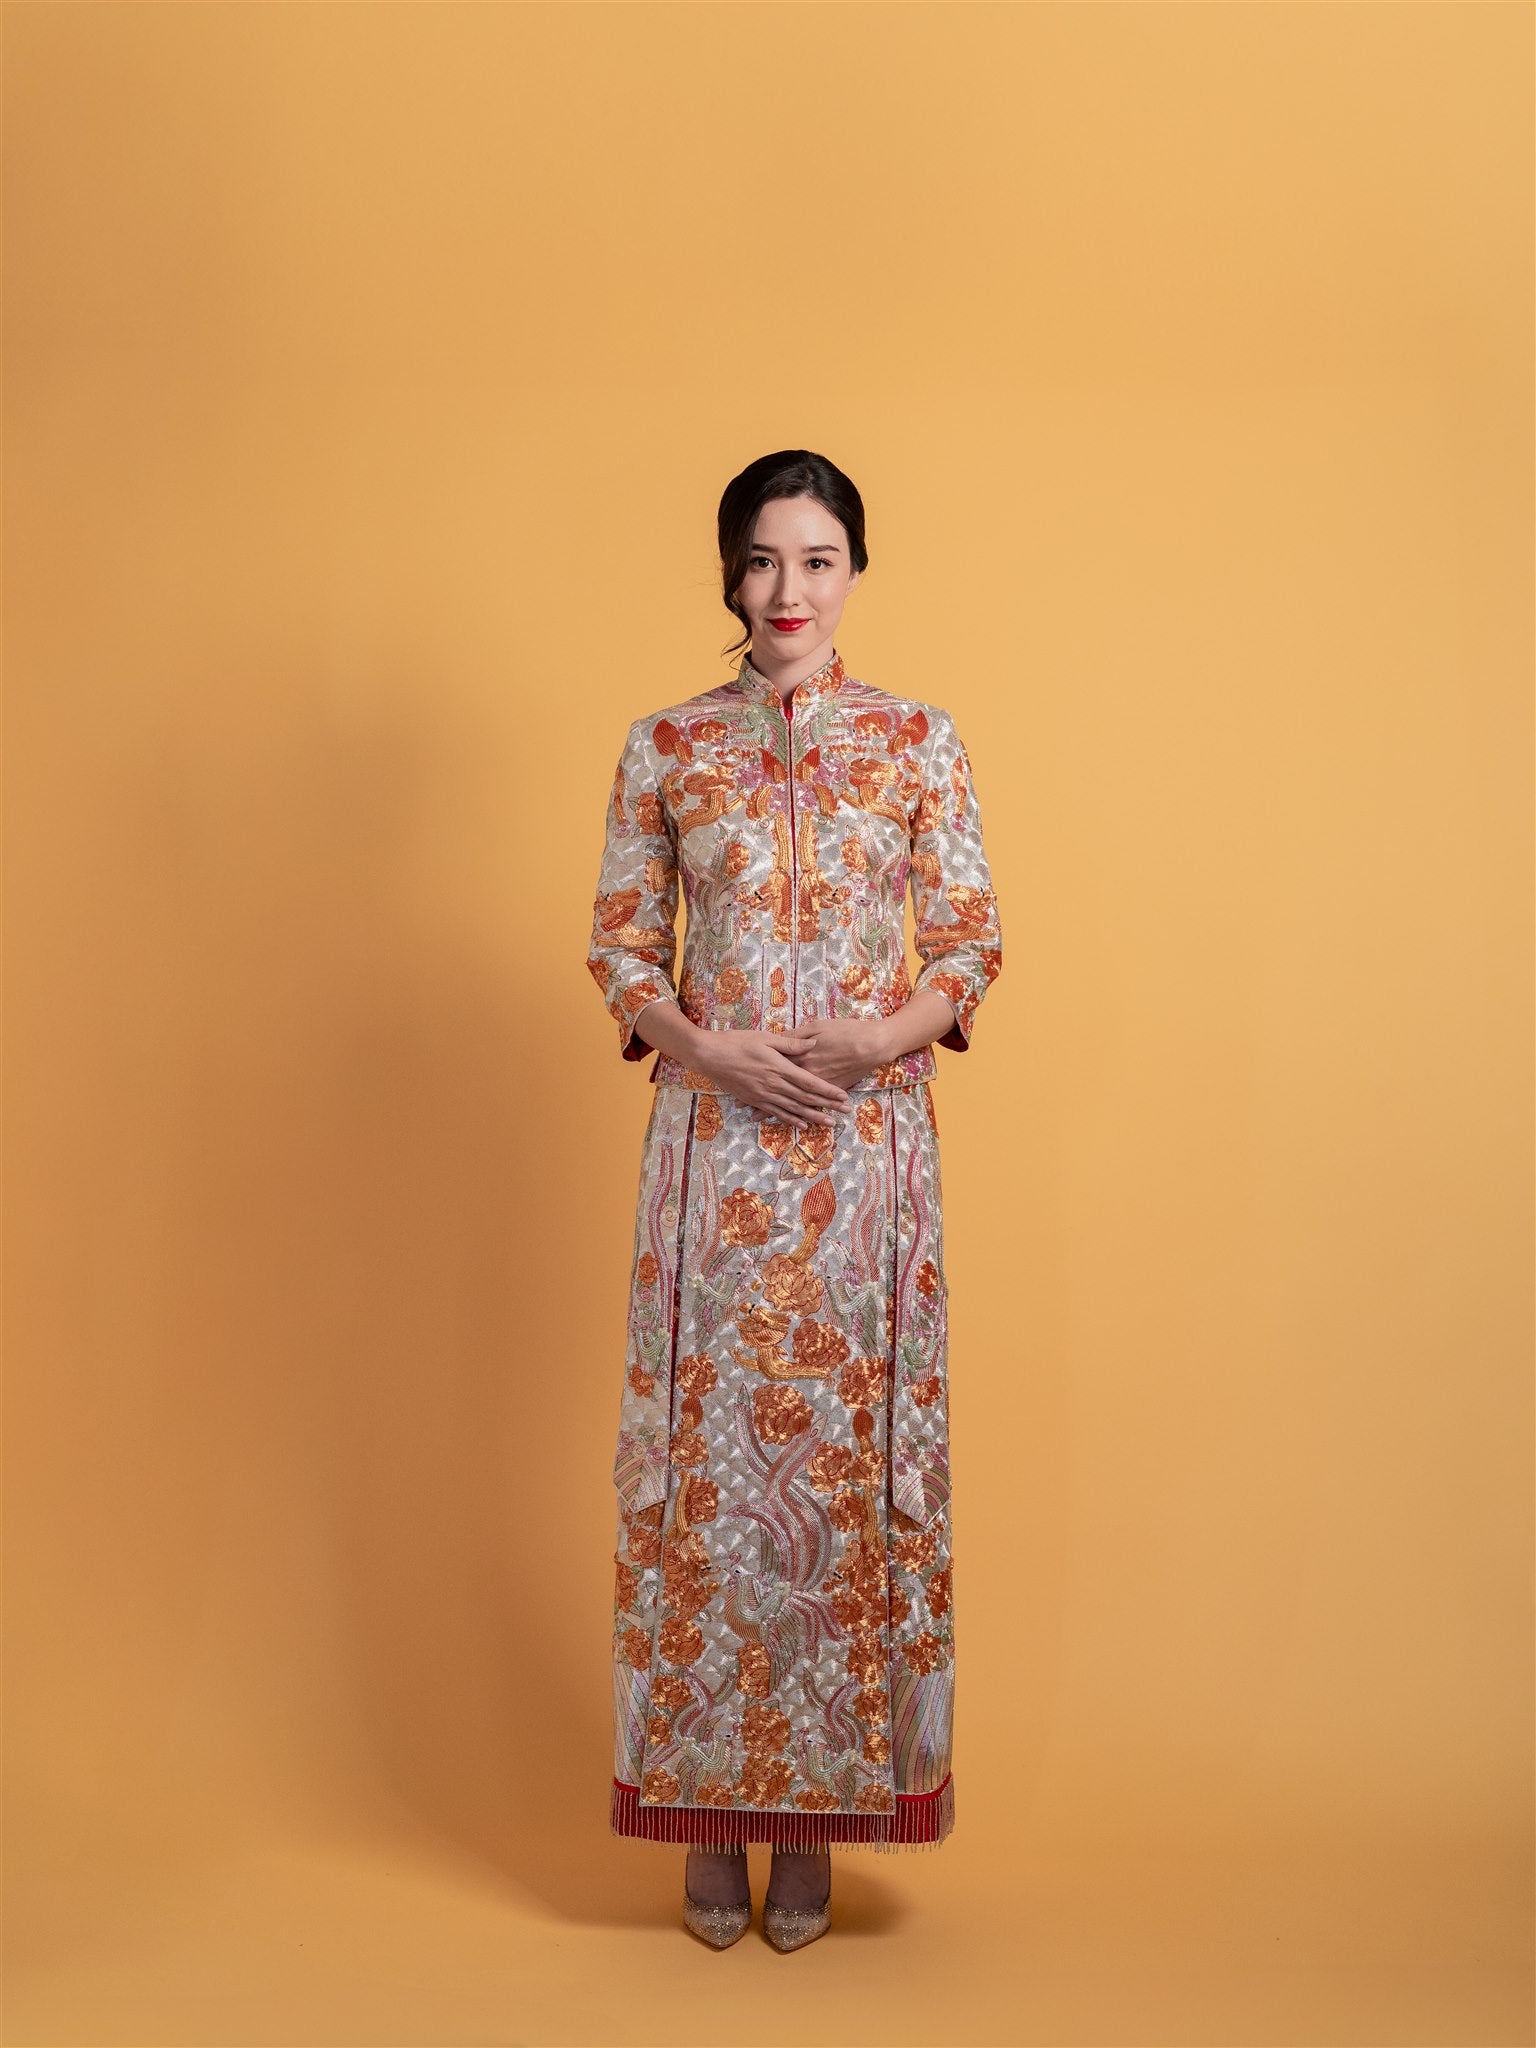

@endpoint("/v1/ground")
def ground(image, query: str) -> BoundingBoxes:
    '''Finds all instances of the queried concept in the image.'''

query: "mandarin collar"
[732,644,848,709]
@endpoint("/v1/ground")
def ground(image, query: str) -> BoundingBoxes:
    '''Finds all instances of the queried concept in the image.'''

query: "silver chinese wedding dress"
[586,644,1002,1851]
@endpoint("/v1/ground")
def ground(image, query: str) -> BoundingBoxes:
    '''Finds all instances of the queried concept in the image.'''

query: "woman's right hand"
[689,1027,853,1125]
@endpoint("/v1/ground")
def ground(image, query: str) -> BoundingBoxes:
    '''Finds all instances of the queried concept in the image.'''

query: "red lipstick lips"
[769,618,809,631]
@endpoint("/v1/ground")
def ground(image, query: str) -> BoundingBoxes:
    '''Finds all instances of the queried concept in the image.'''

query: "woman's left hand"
[779,1016,893,1093]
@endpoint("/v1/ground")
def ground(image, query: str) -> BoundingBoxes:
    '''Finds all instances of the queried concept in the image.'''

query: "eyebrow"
[748,542,842,555]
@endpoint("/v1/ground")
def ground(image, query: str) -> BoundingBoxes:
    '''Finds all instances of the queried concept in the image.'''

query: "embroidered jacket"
[586,645,1002,1090]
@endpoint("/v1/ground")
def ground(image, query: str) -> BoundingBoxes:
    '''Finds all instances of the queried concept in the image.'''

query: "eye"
[807,557,831,570]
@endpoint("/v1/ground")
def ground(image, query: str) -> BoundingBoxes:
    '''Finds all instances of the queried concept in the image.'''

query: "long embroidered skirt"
[608,1078,957,1852]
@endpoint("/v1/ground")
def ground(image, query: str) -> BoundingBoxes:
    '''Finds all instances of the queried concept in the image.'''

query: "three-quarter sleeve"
[586,719,681,1061]
[908,709,1003,1050]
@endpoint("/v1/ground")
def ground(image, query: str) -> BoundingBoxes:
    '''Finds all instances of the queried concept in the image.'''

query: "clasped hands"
[692,1017,888,1125]
[632,991,957,1124]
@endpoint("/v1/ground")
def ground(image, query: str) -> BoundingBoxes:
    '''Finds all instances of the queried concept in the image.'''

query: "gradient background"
[6,4,1531,2044]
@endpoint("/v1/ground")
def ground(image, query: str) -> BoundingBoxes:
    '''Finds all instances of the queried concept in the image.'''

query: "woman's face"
[735,494,860,669]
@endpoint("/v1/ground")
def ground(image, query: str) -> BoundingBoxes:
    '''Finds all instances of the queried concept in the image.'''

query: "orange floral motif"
[845,1630,884,1685]
[717,965,750,1002]
[791,1319,850,1375]
[761,1253,823,1314]
[621,977,663,1018]
[738,1642,772,1698]
[853,1442,885,1488]
[891,1525,940,1574]
[794,1784,841,1812]
[669,1427,708,1468]
[636,1251,658,1289]
[917,1259,941,1297]
[855,1097,885,1144]
[838,1355,885,1407]
[852,1684,889,1726]
[909,1373,944,1407]
[657,1616,705,1666]
[756,1117,836,1176]
[680,1474,718,1521]
[641,1766,680,1803]
[662,1528,720,1622]
[721,1187,774,1246]
[826,1524,889,1635]
[753,1117,792,1159]
[619,1625,651,1670]
[903,1631,947,1674]
[787,1124,836,1176]
[739,1755,797,1807]
[806,1442,855,1491]
[829,1488,864,1534]
[752,1382,816,1443]
[741,1703,792,1754]
[676,1353,718,1396]
[695,1091,723,1140]
[928,969,971,1022]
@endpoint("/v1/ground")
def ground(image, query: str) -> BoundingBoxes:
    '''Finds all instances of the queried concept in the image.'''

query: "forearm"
[632,996,706,1064]
[875,988,960,1062]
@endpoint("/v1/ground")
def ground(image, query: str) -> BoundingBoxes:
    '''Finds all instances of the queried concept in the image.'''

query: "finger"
[770,1090,842,1123]
[765,1048,851,1096]
[750,1097,833,1125]
[772,1064,853,1109]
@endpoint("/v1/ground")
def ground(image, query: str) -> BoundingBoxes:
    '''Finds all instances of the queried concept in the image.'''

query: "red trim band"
[610,1773,954,1848]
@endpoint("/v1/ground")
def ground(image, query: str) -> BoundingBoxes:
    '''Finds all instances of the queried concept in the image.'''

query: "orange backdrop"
[6,4,1531,2043]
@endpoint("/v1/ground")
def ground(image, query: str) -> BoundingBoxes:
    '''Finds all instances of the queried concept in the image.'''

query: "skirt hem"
[609,1773,954,1852]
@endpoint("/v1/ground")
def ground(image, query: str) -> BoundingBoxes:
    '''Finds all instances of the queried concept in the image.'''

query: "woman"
[585,449,1003,1950]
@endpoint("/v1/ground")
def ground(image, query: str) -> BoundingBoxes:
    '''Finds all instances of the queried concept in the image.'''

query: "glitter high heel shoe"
[762,1847,831,1952]
[682,1849,752,1949]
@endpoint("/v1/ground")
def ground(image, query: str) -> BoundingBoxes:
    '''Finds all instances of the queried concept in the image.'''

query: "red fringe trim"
[610,1774,954,1853]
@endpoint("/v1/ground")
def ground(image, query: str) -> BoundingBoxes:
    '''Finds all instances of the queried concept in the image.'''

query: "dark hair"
[717,450,869,662]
